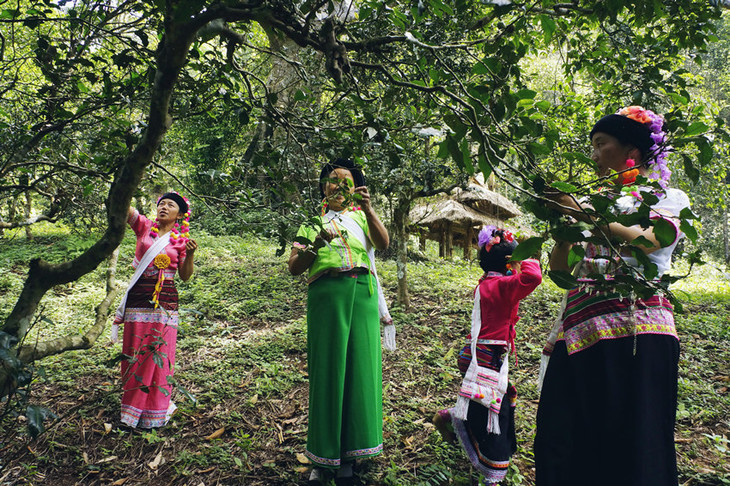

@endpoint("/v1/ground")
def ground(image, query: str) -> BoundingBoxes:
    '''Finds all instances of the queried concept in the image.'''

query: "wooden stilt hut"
[410,183,523,260]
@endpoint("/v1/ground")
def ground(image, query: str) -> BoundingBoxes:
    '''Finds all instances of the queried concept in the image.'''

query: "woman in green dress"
[288,158,391,485]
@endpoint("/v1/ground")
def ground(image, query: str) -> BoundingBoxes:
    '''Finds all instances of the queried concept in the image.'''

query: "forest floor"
[0,226,728,485]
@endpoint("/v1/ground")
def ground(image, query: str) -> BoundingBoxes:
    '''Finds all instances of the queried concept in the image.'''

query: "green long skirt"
[305,273,383,468]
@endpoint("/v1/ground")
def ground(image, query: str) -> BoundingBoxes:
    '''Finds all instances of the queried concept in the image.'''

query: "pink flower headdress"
[616,106,671,188]
[478,225,514,253]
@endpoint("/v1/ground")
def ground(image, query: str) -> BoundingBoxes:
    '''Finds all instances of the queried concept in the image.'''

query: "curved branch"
[17,276,122,363]
[0,201,63,229]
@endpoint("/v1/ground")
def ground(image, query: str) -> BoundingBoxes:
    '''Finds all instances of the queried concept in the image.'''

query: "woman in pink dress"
[112,192,197,428]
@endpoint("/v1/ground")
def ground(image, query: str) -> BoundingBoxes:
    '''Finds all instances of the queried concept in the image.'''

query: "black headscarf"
[318,158,366,199]
[589,113,653,157]
[157,192,189,215]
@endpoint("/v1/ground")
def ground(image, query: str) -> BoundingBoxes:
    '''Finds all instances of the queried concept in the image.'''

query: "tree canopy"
[1,0,728,401]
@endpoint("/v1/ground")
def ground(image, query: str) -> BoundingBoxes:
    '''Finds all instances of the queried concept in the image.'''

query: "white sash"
[323,210,395,351]
[324,210,391,321]
[114,232,171,322]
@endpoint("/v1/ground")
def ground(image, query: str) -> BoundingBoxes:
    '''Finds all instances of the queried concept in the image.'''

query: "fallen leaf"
[205,427,225,440]
[111,479,128,486]
[295,453,310,464]
[148,451,163,470]
[295,466,309,474]
[104,423,113,434]
[82,452,89,464]
[403,436,415,449]
[196,466,216,474]
[97,456,117,464]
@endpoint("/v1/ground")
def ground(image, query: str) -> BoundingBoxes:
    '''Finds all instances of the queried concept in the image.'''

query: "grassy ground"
[0,225,728,485]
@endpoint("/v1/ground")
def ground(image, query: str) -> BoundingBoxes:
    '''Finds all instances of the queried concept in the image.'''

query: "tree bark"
[446,222,453,259]
[24,191,32,240]
[392,196,411,310]
[464,225,473,260]
[722,205,730,263]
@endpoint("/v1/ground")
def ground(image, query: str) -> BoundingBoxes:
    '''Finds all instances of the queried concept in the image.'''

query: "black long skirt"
[534,335,680,486]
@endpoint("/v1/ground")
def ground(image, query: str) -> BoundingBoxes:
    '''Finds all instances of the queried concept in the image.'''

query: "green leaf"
[685,121,709,137]
[437,138,450,159]
[682,156,700,183]
[549,181,578,193]
[444,115,467,140]
[477,151,492,179]
[551,225,585,243]
[26,405,57,440]
[460,139,474,175]
[548,270,577,290]
[472,57,501,76]
[632,249,658,280]
[679,207,699,220]
[697,138,713,166]
[510,237,544,261]
[679,220,698,243]
[567,245,585,267]
[535,100,551,112]
[653,218,676,248]
[540,15,557,42]
[532,176,546,194]
[516,89,537,99]
[527,142,551,155]
[0,9,19,19]
[631,235,654,248]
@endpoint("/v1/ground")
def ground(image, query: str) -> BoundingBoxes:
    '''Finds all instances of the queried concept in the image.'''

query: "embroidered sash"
[114,232,171,322]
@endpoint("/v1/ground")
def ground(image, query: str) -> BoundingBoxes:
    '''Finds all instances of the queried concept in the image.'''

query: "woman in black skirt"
[535,106,689,486]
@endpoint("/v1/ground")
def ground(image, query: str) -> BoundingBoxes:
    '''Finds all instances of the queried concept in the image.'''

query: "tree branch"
[17,275,122,363]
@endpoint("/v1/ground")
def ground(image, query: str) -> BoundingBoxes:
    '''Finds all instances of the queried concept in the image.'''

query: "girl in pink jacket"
[435,226,542,485]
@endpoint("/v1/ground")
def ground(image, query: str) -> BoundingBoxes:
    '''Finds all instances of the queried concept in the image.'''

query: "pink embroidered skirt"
[120,269,178,428]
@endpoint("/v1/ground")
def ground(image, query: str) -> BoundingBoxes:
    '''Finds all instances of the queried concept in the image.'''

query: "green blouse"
[294,209,372,283]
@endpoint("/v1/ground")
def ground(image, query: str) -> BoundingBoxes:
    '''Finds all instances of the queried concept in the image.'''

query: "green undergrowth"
[0,225,728,485]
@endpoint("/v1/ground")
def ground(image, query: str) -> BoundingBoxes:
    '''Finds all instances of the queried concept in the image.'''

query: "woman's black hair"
[318,157,366,199]
[589,113,653,160]
[479,230,518,274]
[158,192,188,215]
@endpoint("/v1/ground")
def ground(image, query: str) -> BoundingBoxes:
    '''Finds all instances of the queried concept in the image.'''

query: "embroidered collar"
[482,271,505,280]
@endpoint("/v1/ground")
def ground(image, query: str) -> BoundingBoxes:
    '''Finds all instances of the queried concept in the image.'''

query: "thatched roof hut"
[453,184,522,219]
[409,184,525,259]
